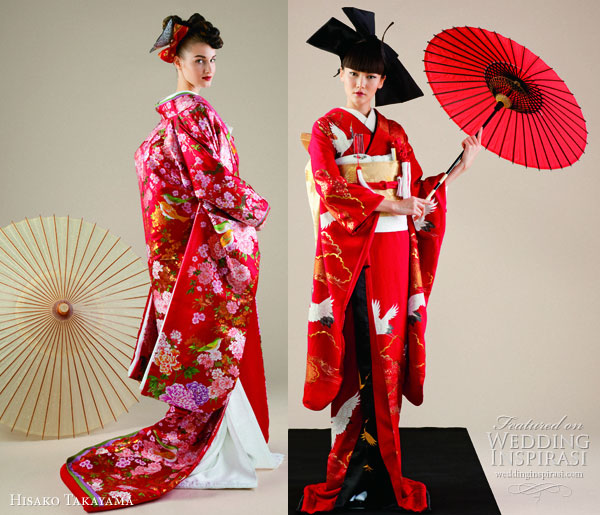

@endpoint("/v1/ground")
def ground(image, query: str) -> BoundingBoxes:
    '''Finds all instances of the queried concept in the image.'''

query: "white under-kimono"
[177,381,283,489]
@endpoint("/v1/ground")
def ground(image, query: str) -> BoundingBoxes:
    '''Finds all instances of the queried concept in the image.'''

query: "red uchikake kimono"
[300,108,447,513]
[60,92,270,511]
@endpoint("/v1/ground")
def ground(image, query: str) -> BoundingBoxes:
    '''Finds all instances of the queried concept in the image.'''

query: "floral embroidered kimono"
[60,92,277,511]
[300,107,447,513]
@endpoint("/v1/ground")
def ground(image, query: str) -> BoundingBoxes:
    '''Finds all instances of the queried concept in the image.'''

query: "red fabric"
[158,24,189,63]
[60,405,223,510]
[239,299,270,442]
[301,108,447,512]
[131,92,270,417]
[303,108,447,411]
[302,234,428,513]
[60,92,271,510]
[129,291,158,381]
[424,26,587,169]
[366,180,398,189]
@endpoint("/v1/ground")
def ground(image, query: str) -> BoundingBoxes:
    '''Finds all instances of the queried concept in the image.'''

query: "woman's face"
[174,41,216,90]
[340,67,385,114]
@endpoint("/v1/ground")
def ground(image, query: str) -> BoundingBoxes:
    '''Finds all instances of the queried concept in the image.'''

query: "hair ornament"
[150,17,190,63]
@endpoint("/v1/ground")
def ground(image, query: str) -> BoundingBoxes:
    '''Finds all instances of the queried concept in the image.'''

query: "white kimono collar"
[340,107,377,133]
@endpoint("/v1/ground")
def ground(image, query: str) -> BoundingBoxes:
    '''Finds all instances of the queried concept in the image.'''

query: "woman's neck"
[176,77,202,94]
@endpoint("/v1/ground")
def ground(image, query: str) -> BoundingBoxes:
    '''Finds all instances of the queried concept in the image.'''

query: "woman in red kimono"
[60,14,279,511]
[300,8,482,513]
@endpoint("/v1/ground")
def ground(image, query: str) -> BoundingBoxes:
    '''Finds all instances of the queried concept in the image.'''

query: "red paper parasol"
[422,26,587,195]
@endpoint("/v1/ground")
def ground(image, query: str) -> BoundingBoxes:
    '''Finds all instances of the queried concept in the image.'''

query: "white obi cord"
[176,380,283,489]
[335,152,409,233]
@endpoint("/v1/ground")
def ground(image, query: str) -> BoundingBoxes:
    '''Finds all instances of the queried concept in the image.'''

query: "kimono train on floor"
[300,107,447,513]
[60,92,279,511]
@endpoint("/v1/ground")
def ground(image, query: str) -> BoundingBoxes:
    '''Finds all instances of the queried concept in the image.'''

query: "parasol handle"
[425,151,463,201]
[425,100,505,201]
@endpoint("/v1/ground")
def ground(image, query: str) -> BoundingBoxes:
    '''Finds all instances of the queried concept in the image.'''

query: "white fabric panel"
[176,380,283,489]
[374,215,408,232]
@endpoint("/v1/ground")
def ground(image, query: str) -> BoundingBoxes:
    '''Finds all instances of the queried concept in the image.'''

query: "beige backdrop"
[0,1,286,514]
[0,0,287,392]
[288,1,598,512]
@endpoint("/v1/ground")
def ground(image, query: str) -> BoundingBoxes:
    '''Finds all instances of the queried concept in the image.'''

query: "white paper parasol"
[0,216,150,438]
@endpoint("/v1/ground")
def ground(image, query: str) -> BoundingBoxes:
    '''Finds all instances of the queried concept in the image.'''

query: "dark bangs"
[341,39,385,75]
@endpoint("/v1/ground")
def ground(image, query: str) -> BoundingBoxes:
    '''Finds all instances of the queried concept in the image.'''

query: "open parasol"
[423,26,587,198]
[0,216,150,438]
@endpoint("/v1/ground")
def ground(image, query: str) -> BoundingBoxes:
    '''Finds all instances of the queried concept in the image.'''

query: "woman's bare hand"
[376,197,433,218]
[445,127,483,187]
[459,127,483,171]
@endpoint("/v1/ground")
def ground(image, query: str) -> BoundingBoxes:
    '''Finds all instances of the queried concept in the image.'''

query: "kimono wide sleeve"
[401,127,448,298]
[389,122,448,406]
[176,104,270,229]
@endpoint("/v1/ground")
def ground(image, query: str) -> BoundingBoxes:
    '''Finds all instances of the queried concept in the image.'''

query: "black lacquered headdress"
[307,7,423,106]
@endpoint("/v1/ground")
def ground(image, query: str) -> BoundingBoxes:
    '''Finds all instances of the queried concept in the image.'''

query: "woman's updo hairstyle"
[341,38,386,76]
[165,13,223,55]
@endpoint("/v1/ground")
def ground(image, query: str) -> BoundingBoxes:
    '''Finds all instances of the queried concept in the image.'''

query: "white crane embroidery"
[331,392,360,445]
[309,296,334,327]
[329,122,354,156]
[320,211,335,230]
[413,200,437,232]
[371,300,399,335]
[408,293,426,324]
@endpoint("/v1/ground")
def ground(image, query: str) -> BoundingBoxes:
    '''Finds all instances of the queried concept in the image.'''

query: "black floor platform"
[289,427,501,514]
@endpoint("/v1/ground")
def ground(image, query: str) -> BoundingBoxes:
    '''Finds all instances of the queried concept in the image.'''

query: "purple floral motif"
[158,383,197,411]
[158,382,209,410]
[186,382,209,407]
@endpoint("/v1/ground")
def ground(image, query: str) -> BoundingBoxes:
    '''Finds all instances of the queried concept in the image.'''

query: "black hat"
[307,7,423,106]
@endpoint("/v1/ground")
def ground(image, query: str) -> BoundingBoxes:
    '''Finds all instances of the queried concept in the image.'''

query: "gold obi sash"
[305,160,401,240]
[339,161,400,201]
